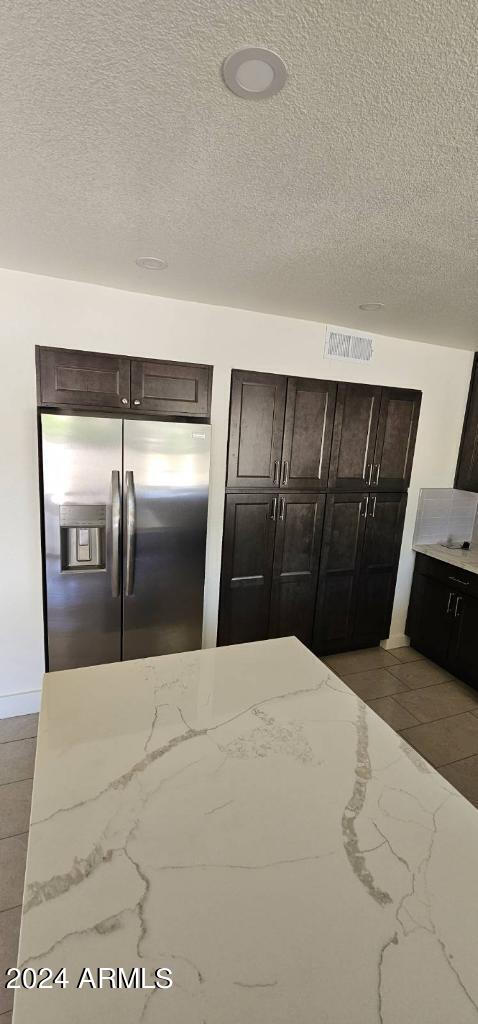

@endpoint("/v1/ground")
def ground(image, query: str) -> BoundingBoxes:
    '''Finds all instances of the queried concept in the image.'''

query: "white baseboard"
[380,634,410,651]
[0,689,41,719]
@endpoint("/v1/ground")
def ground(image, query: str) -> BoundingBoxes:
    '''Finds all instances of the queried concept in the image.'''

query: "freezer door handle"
[111,470,121,598]
[125,470,136,596]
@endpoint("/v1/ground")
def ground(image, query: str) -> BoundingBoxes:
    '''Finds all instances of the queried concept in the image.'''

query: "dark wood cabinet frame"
[36,346,213,422]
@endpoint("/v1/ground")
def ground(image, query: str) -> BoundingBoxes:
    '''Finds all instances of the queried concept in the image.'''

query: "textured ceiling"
[1,0,477,347]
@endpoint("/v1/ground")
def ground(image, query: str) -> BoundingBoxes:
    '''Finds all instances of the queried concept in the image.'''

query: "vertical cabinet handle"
[446,591,455,614]
[365,463,373,485]
[370,496,377,518]
[374,464,381,485]
[281,460,289,486]
[125,470,136,596]
[269,497,278,521]
[360,496,369,518]
[273,460,280,485]
[111,470,121,598]
[454,595,463,618]
[278,496,285,520]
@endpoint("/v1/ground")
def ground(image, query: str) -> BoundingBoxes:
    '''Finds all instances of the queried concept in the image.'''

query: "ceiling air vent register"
[324,325,373,363]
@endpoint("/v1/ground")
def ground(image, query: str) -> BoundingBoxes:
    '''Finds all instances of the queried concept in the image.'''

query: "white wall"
[0,268,473,715]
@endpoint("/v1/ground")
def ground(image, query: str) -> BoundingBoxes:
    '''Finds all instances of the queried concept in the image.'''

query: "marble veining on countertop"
[413,541,478,575]
[14,637,478,1023]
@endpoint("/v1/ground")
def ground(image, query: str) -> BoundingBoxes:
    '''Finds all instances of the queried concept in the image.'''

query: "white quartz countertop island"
[14,637,478,1023]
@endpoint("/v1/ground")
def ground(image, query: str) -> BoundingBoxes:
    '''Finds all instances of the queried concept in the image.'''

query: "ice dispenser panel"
[60,504,106,571]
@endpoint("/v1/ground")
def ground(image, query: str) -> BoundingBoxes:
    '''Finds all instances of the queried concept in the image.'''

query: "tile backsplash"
[413,488,478,546]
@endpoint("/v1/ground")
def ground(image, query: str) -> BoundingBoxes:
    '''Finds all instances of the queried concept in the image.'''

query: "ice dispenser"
[60,504,106,571]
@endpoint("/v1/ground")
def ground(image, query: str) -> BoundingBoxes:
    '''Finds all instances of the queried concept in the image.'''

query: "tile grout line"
[0,777,34,789]
[0,735,38,746]
[392,705,478,728]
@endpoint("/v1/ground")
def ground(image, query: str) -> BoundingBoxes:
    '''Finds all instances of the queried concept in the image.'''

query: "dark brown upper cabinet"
[226,370,336,490]
[328,383,420,492]
[226,370,287,488]
[269,492,325,645]
[37,347,131,411]
[280,378,337,489]
[217,492,277,646]
[372,387,421,491]
[36,347,212,419]
[313,491,406,654]
[455,352,478,491]
[130,359,212,417]
[328,384,381,490]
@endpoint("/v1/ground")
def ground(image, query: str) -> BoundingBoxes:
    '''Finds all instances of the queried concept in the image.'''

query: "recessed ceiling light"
[135,256,168,270]
[358,302,385,311]
[222,47,288,100]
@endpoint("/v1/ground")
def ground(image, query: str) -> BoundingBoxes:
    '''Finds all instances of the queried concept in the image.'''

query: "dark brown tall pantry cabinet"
[218,368,421,655]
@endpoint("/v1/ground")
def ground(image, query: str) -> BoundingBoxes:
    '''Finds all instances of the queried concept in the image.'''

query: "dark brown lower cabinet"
[218,494,276,646]
[407,553,478,688]
[269,493,325,642]
[218,492,324,648]
[313,492,406,654]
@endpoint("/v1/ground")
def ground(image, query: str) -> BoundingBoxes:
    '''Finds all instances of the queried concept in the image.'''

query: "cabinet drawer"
[131,359,212,417]
[414,552,478,598]
[37,347,131,410]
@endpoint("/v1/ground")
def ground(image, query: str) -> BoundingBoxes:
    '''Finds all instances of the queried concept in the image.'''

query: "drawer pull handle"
[446,591,455,614]
[448,576,470,586]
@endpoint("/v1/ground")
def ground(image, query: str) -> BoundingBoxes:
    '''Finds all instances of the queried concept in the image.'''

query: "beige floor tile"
[341,668,410,701]
[323,647,397,675]
[0,738,36,786]
[0,715,38,744]
[0,1012,12,1022]
[0,906,21,1013]
[0,780,33,841]
[388,646,425,664]
[367,696,420,730]
[440,755,478,808]
[387,658,452,690]
[401,712,478,767]
[0,834,28,912]
[395,680,478,724]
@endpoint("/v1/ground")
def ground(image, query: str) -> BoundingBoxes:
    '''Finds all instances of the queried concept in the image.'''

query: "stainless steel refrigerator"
[40,414,211,671]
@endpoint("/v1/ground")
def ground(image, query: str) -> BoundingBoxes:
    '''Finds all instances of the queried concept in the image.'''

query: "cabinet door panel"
[131,359,211,417]
[37,347,131,410]
[217,493,276,645]
[353,493,407,645]
[373,388,421,491]
[328,383,381,490]
[227,370,287,488]
[270,493,325,646]
[408,573,454,667]
[450,592,478,687]
[280,379,336,490]
[313,493,366,653]
[455,354,478,491]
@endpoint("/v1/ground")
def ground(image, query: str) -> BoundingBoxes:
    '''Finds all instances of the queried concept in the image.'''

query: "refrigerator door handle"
[125,470,136,596]
[111,470,121,598]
